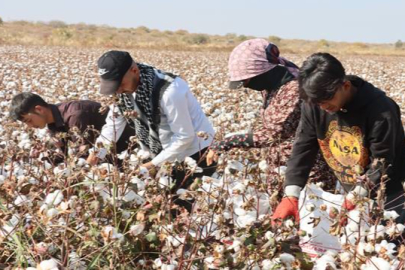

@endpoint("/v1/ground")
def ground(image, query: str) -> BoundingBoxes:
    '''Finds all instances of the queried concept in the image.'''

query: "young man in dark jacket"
[272,53,405,224]
[9,93,134,163]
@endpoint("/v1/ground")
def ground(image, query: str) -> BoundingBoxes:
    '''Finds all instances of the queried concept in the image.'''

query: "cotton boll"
[383,210,399,220]
[28,177,39,185]
[228,239,242,253]
[234,207,246,216]
[314,253,337,270]
[223,211,232,220]
[44,161,53,170]
[367,225,386,241]
[117,150,128,160]
[138,167,150,177]
[18,139,31,150]
[123,190,144,205]
[279,253,295,266]
[375,240,396,259]
[38,258,59,270]
[274,166,287,176]
[284,219,295,229]
[259,160,269,172]
[225,160,244,174]
[176,188,187,196]
[184,156,197,168]
[6,81,17,90]
[154,258,163,268]
[0,215,20,238]
[348,210,361,223]
[340,233,359,246]
[130,176,146,190]
[161,264,177,270]
[231,183,246,193]
[53,165,72,177]
[395,223,405,233]
[236,212,256,227]
[339,251,352,263]
[76,158,87,167]
[265,231,275,240]
[347,221,360,233]
[129,223,145,236]
[102,226,124,242]
[159,176,171,188]
[137,149,150,160]
[14,195,31,207]
[122,190,137,202]
[166,235,185,247]
[361,256,390,270]
[46,208,60,218]
[262,259,276,270]
[365,242,375,253]
[45,190,64,206]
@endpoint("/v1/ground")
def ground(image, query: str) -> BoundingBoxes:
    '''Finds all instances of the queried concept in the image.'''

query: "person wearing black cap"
[87,51,216,205]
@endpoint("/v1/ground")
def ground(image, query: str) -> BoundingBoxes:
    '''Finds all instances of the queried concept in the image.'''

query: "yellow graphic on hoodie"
[318,121,369,184]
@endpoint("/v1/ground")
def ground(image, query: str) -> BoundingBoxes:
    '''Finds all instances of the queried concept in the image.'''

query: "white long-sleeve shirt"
[96,75,215,166]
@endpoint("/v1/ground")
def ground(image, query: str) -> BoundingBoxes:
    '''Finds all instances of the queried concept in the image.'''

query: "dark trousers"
[171,147,217,212]
[115,124,137,154]
[105,124,137,167]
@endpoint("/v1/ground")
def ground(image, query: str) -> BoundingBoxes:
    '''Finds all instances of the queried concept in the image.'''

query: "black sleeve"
[365,104,403,185]
[285,103,320,188]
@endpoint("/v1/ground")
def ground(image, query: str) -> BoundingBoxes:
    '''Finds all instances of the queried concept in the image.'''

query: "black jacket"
[285,76,405,196]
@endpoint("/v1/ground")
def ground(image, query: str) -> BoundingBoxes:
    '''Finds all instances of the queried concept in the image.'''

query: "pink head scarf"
[228,38,299,84]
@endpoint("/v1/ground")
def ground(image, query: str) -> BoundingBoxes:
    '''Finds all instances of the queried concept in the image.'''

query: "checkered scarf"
[117,63,176,155]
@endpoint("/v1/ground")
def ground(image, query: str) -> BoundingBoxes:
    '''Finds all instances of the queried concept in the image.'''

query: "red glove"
[342,199,356,211]
[340,198,356,226]
[271,197,299,225]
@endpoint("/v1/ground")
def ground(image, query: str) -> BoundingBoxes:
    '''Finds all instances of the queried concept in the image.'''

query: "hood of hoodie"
[342,75,386,112]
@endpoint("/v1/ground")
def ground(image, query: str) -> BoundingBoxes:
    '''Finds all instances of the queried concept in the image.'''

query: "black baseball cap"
[97,51,133,95]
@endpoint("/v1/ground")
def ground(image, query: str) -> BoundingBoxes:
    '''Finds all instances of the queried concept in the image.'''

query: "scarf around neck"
[117,63,177,155]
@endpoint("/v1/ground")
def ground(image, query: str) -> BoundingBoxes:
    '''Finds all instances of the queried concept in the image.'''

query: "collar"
[47,104,66,132]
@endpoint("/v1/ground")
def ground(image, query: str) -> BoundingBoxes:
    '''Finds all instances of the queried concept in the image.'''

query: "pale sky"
[1,0,404,43]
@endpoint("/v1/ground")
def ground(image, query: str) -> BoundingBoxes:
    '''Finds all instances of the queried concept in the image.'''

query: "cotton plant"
[2,46,405,269]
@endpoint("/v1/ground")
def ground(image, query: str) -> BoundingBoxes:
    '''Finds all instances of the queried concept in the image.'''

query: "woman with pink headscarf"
[207,38,334,190]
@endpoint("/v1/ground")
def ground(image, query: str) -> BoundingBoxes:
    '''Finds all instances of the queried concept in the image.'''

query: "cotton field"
[1,45,405,269]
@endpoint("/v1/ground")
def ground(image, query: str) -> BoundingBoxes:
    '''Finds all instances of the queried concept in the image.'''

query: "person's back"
[48,100,107,144]
[152,75,215,164]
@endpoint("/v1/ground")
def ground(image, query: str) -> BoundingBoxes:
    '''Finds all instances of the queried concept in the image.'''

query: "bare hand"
[86,152,99,166]
[206,149,219,166]
[140,162,157,177]
[141,161,155,170]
